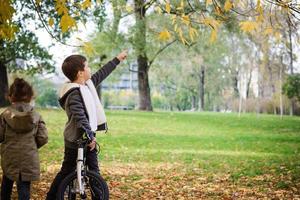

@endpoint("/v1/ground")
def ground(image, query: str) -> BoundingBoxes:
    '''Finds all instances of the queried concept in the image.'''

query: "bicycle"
[57,138,109,200]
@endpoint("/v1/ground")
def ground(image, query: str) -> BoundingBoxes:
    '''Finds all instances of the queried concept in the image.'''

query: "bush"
[36,88,59,108]
[102,90,138,109]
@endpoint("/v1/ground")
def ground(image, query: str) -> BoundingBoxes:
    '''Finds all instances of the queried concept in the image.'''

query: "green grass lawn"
[38,109,300,182]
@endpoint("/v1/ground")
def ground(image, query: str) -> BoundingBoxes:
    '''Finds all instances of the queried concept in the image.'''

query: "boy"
[46,50,127,199]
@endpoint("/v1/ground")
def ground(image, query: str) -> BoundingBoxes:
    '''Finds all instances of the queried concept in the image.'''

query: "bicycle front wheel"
[57,170,109,200]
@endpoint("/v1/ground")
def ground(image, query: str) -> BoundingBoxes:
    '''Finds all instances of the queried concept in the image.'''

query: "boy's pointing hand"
[117,50,128,62]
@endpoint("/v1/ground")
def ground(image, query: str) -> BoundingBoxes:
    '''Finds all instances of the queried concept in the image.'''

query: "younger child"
[0,78,48,200]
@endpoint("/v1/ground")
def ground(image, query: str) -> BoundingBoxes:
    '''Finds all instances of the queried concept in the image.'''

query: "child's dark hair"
[8,78,34,103]
[62,55,87,81]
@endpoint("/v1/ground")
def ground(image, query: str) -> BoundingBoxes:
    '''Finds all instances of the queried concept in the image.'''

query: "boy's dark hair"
[62,55,87,82]
[8,78,34,103]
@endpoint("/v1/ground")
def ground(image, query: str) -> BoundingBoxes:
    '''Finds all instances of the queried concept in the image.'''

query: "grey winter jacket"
[59,57,120,149]
[0,103,48,181]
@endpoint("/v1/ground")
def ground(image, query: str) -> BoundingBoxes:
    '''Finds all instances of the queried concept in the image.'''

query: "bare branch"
[149,39,177,68]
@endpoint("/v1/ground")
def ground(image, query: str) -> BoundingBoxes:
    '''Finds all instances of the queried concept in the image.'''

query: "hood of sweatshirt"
[2,103,39,133]
[58,82,80,109]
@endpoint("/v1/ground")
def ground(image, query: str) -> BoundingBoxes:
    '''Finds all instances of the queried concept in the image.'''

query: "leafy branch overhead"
[0,0,299,46]
[156,0,300,44]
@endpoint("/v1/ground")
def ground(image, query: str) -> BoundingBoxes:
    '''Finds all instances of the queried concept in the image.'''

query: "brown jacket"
[0,103,48,181]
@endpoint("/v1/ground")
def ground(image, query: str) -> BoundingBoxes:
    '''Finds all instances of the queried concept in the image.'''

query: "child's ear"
[77,71,83,78]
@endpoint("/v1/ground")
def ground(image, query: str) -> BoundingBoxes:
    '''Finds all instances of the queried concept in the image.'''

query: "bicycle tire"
[57,170,109,200]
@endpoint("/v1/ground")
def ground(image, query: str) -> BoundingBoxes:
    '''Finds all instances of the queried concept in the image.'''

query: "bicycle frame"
[77,145,85,196]
[58,137,109,200]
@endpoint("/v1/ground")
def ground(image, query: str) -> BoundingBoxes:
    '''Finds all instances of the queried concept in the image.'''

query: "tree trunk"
[111,0,122,40]
[238,94,243,117]
[256,81,262,118]
[198,65,205,111]
[288,20,295,116]
[137,55,152,110]
[246,71,252,98]
[191,95,196,111]
[279,61,283,119]
[0,61,9,107]
[134,0,152,111]
[288,21,294,75]
[232,71,239,97]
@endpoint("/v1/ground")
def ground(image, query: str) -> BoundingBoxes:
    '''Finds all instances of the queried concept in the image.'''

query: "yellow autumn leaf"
[274,32,281,42]
[256,0,264,22]
[82,0,91,10]
[263,27,273,36]
[239,1,247,9]
[35,0,41,5]
[83,42,95,56]
[177,0,184,10]
[215,6,222,16]
[210,29,217,43]
[55,2,68,15]
[155,6,162,14]
[202,18,221,30]
[166,2,171,14]
[256,0,261,9]
[158,29,171,41]
[174,23,178,32]
[126,5,133,13]
[48,18,54,27]
[189,27,198,41]
[179,33,187,44]
[176,27,187,44]
[60,14,76,33]
[0,0,16,40]
[171,15,177,25]
[0,25,18,41]
[182,14,190,26]
[224,0,233,12]
[0,0,15,21]
[256,13,264,22]
[239,21,258,33]
[206,0,213,6]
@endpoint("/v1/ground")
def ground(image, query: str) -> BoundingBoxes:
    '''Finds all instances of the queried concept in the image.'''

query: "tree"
[150,28,230,111]
[0,31,53,106]
[0,0,106,106]
[133,0,153,110]
[283,74,300,102]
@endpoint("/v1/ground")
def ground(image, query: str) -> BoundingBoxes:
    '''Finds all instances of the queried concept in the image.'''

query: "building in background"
[102,62,138,91]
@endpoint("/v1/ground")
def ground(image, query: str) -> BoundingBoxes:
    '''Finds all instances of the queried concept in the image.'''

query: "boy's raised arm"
[91,50,128,87]
[91,57,120,87]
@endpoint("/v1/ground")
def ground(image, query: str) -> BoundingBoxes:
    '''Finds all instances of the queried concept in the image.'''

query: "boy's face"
[77,61,91,82]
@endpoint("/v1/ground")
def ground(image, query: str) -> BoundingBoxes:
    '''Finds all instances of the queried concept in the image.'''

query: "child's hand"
[117,50,128,62]
[88,137,97,151]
